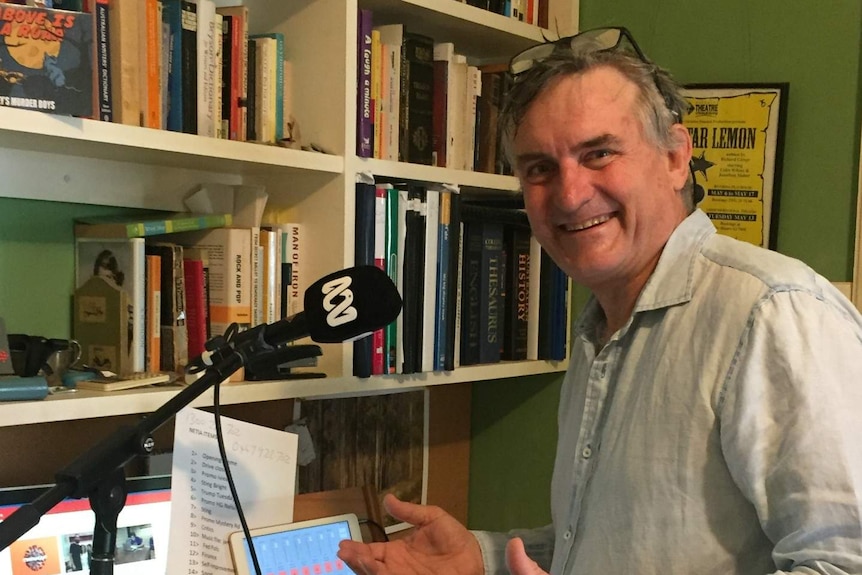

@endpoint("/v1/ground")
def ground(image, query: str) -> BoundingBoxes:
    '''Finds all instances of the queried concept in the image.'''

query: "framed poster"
[682,83,789,249]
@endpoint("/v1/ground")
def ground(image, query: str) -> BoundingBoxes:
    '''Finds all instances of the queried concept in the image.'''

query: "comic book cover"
[0,4,93,116]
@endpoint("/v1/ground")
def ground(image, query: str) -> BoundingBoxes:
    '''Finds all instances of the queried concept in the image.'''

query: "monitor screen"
[0,475,171,575]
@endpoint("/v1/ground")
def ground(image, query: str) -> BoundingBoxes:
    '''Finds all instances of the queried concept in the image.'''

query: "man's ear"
[667,123,693,189]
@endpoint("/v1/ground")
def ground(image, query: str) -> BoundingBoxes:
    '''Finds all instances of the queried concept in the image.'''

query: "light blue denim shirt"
[474,210,862,574]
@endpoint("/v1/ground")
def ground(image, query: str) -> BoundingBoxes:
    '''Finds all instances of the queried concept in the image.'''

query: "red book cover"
[182,258,207,361]
[432,59,448,167]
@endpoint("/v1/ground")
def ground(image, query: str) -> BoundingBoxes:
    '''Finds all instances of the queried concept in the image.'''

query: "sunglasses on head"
[508,26,705,203]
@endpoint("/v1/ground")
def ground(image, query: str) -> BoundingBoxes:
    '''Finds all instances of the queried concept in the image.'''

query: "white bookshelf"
[1,0,577,426]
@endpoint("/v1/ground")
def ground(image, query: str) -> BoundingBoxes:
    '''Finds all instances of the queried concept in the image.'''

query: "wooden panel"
[425,383,471,525]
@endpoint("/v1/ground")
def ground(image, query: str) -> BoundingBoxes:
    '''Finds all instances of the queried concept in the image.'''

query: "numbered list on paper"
[166,407,298,575]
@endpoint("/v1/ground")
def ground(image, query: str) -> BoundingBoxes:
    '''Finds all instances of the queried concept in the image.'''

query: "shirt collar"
[574,210,716,339]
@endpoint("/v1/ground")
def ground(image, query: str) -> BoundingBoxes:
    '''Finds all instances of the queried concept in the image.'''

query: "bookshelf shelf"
[0,360,565,428]
[353,157,521,191]
[0,107,343,177]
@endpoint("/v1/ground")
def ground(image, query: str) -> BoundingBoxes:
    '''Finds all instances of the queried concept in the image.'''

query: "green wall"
[467,0,862,531]
[0,200,138,336]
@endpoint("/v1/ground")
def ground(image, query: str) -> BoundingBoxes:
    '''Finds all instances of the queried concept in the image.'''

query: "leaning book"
[74,212,233,238]
[0,4,94,116]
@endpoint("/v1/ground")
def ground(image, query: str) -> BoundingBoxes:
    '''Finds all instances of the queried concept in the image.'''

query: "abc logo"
[321,276,358,327]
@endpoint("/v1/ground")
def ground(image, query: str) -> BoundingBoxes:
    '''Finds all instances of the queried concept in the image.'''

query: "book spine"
[356,8,373,158]
[431,58,447,167]
[245,35,256,141]
[213,12,224,138]
[502,227,530,361]
[371,185,387,375]
[434,190,451,371]
[478,222,503,364]
[354,181,376,378]
[283,223,302,317]
[218,14,236,139]
[145,253,161,372]
[145,0,161,128]
[216,5,248,141]
[108,0,143,125]
[459,221,482,366]
[182,257,207,359]
[180,0,197,134]
[421,189,439,372]
[395,188,410,374]
[403,33,435,165]
[261,32,284,141]
[370,29,382,158]
[95,0,112,122]
[384,185,399,374]
[196,0,216,137]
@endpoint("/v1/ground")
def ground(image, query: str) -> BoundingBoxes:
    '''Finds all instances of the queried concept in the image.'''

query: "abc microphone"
[245,265,402,347]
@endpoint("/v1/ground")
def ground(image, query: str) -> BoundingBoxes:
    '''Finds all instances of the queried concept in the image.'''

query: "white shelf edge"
[0,360,567,428]
[0,107,344,174]
[353,157,520,191]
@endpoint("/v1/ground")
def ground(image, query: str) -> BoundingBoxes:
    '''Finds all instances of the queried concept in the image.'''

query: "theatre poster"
[682,84,788,249]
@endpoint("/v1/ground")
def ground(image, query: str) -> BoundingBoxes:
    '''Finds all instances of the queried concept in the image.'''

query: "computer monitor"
[0,475,171,575]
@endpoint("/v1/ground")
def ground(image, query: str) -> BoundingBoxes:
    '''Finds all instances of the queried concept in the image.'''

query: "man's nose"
[554,159,592,210]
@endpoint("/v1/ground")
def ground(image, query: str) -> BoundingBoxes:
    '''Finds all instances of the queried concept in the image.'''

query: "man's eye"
[524,162,556,182]
[582,149,614,168]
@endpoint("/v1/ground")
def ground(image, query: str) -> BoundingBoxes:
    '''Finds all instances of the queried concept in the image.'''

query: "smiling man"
[338,27,862,575]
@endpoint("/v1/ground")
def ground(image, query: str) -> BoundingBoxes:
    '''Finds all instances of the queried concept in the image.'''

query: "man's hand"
[506,538,549,575]
[337,494,483,575]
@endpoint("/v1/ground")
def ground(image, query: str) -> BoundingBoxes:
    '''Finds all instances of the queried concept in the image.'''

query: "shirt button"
[582,446,592,459]
[563,529,572,540]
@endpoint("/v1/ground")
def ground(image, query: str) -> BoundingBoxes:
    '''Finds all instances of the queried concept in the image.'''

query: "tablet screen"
[230,514,360,575]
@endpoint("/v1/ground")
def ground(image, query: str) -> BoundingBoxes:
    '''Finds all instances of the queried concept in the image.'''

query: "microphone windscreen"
[303,266,402,343]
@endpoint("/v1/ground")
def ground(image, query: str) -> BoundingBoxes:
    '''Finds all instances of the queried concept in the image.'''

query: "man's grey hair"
[501,49,696,211]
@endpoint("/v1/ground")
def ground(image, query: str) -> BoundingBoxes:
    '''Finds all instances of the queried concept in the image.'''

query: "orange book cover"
[146,253,161,372]
[144,0,161,128]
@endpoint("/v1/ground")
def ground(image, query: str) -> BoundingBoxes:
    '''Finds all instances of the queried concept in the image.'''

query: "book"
[182,256,207,360]
[145,242,188,372]
[92,0,111,121]
[145,253,162,372]
[354,181,376,378]
[179,0,197,134]
[219,12,234,138]
[73,275,131,374]
[75,370,171,391]
[375,24,403,162]
[108,0,144,125]
[75,237,145,373]
[0,4,94,117]
[174,227,253,340]
[421,188,440,372]
[372,184,387,375]
[459,220,482,366]
[478,221,504,364]
[501,225,531,361]
[144,0,161,128]
[74,212,232,238]
[383,184,399,374]
[195,0,216,137]
[355,8,373,157]
[399,31,434,165]
[161,0,184,132]
[251,35,276,143]
[216,4,248,141]
[254,32,284,141]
